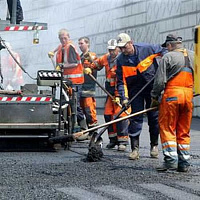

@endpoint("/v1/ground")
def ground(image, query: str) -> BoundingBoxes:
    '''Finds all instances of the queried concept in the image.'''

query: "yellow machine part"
[194,25,200,94]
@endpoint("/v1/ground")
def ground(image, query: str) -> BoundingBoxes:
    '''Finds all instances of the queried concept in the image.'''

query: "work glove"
[56,65,61,71]
[83,59,96,69]
[48,51,54,58]
[150,97,159,108]
[112,97,120,104]
[84,68,92,75]
[122,99,129,109]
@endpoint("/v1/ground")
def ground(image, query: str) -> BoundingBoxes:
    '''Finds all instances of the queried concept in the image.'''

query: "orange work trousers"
[159,87,193,167]
[104,96,131,144]
[80,97,97,127]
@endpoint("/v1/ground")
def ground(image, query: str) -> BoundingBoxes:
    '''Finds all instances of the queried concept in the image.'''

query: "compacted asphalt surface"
[0,115,200,200]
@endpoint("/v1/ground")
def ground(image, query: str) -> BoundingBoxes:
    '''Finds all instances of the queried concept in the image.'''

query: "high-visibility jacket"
[81,51,97,97]
[2,52,23,87]
[95,53,118,96]
[56,41,84,84]
[9,53,23,84]
[96,53,129,144]
[117,43,165,100]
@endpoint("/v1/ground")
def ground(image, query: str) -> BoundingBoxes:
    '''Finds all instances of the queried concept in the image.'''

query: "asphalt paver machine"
[0,1,76,150]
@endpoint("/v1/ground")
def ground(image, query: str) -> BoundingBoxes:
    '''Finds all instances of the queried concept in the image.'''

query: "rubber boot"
[106,137,118,149]
[129,136,139,160]
[156,162,177,172]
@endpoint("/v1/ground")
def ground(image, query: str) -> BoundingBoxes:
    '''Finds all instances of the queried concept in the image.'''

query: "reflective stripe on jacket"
[56,41,84,84]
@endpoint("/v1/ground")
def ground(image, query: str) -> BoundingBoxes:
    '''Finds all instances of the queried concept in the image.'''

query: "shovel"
[49,107,157,160]
[87,72,130,115]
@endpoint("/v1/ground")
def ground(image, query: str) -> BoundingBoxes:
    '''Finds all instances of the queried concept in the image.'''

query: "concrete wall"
[0,0,200,116]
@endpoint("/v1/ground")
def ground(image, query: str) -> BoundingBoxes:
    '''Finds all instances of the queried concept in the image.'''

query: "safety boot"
[156,162,177,172]
[150,134,159,158]
[150,145,159,158]
[118,144,127,151]
[177,165,189,172]
[129,136,139,160]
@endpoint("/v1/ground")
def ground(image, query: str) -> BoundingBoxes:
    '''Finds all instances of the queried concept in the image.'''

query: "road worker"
[151,34,194,172]
[50,28,87,132]
[1,42,23,90]
[77,36,98,140]
[85,39,130,151]
[116,33,166,159]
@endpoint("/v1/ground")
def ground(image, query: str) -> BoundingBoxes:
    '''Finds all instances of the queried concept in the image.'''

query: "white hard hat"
[116,33,131,47]
[107,39,117,50]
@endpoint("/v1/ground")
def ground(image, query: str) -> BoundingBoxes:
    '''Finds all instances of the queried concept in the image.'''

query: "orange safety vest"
[56,41,84,84]
[10,53,23,85]
[3,53,23,85]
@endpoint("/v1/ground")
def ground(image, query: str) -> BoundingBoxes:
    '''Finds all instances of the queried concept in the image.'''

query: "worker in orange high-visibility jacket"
[1,42,23,90]
[87,39,131,151]
[116,33,166,160]
[151,34,194,172]
[77,36,98,141]
[55,28,87,131]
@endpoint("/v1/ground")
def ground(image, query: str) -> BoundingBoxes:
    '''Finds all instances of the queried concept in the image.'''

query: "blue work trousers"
[128,88,159,146]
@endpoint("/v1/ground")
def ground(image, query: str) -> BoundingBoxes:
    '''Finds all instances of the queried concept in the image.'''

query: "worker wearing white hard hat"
[84,39,131,151]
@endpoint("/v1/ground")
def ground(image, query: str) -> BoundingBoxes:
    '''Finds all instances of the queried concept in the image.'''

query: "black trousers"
[7,0,24,23]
